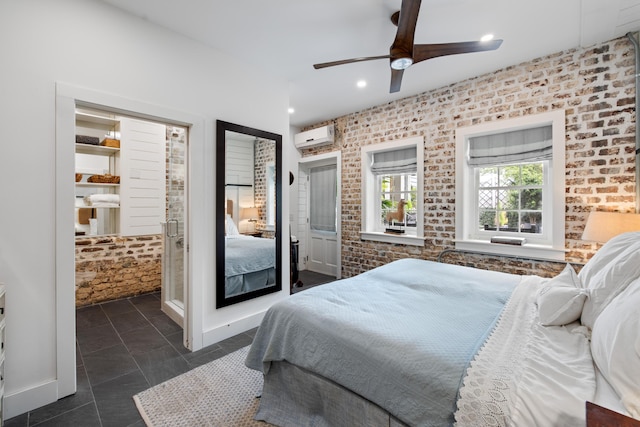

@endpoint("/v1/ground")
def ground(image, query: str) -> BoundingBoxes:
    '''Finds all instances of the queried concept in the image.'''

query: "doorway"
[74,107,188,329]
[56,83,204,401]
[298,151,341,279]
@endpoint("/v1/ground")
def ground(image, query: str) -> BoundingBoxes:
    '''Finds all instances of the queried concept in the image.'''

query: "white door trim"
[298,151,342,279]
[55,83,206,401]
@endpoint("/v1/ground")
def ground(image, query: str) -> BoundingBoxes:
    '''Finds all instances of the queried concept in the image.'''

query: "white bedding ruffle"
[455,275,596,426]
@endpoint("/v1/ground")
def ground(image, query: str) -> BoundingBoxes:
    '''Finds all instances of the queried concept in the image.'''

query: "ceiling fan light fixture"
[391,57,413,70]
[480,33,494,42]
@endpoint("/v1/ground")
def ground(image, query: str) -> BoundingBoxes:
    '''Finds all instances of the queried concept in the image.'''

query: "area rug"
[134,346,270,426]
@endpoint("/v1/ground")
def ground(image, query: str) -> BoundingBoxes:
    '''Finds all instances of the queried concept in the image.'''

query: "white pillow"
[580,242,640,329]
[591,278,640,418]
[225,214,240,236]
[537,264,588,326]
[578,231,640,287]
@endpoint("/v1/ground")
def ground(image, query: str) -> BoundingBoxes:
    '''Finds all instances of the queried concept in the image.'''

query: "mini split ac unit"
[294,124,334,149]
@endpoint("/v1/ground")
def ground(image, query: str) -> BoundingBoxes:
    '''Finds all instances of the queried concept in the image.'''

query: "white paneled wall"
[119,118,166,236]
[226,137,255,233]
[297,168,309,270]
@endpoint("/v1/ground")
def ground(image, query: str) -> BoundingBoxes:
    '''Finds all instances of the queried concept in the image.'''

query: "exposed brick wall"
[301,36,636,278]
[254,138,276,230]
[75,235,163,306]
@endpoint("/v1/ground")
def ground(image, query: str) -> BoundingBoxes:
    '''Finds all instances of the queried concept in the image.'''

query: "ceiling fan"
[313,0,503,93]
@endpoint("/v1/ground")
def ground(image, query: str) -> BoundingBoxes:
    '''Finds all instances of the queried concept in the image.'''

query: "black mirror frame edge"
[215,120,283,309]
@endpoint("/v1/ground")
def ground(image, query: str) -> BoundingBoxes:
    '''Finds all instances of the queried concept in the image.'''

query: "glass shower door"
[162,127,187,329]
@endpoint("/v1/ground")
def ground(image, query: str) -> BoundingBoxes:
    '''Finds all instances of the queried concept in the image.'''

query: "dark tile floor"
[5,270,333,427]
[291,269,336,294]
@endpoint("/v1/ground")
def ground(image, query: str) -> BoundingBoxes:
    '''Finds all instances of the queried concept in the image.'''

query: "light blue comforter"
[245,258,521,426]
[225,235,275,277]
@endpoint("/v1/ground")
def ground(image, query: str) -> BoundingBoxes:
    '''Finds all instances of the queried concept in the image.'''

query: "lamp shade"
[241,207,259,221]
[582,211,640,243]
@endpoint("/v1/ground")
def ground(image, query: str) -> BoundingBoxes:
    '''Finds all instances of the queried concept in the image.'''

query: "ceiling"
[100,0,640,128]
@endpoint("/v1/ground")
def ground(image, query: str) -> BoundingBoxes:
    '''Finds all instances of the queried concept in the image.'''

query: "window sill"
[454,239,566,261]
[360,231,425,246]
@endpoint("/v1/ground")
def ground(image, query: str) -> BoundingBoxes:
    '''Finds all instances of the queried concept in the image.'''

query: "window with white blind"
[455,111,566,260]
[361,137,425,246]
[310,164,337,232]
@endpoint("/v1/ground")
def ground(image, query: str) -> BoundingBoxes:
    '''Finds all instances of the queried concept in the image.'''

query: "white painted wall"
[0,0,289,417]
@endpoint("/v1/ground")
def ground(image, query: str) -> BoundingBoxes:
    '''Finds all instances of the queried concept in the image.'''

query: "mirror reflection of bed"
[224,200,276,298]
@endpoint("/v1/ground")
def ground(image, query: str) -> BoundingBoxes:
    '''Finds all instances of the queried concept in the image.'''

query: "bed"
[225,213,276,297]
[245,231,640,426]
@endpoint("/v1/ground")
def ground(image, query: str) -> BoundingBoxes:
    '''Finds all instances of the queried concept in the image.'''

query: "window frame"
[361,137,425,246]
[455,111,566,260]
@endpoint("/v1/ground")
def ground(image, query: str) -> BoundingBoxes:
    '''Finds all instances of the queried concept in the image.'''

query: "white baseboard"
[201,311,266,348]
[5,379,58,419]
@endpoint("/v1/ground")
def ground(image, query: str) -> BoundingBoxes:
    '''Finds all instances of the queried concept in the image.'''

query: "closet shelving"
[75,143,119,156]
[75,109,167,238]
[75,109,121,236]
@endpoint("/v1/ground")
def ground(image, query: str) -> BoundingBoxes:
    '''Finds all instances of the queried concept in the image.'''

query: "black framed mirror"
[215,120,282,308]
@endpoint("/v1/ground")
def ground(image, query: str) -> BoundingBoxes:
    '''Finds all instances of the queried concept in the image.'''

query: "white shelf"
[75,182,119,188]
[75,206,120,209]
[75,111,119,127]
[75,143,119,156]
[75,233,118,239]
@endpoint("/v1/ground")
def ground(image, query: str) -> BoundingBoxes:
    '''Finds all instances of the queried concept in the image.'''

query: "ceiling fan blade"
[412,39,503,64]
[390,68,404,93]
[313,55,391,69]
[390,0,422,57]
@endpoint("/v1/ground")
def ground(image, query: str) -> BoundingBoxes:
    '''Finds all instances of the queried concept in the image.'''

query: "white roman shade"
[310,164,337,232]
[468,125,552,166]
[371,147,417,175]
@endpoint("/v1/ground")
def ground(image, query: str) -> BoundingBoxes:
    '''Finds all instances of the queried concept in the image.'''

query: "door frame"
[298,151,342,279]
[55,83,205,399]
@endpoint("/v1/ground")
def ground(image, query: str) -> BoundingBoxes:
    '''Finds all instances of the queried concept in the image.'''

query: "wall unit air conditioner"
[294,124,334,149]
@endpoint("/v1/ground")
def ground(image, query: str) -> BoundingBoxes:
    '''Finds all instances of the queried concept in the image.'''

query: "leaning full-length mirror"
[216,120,282,308]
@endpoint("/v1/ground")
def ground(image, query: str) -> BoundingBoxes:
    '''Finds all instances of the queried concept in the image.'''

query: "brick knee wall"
[301,36,636,278]
[75,235,163,306]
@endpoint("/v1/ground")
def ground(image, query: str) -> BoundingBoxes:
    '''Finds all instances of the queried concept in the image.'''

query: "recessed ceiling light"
[481,34,494,42]
[357,80,367,88]
[288,108,295,114]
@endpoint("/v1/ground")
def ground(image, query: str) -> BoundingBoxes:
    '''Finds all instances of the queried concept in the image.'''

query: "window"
[380,173,417,231]
[310,164,337,232]
[477,162,544,236]
[455,111,566,260]
[361,137,425,246]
